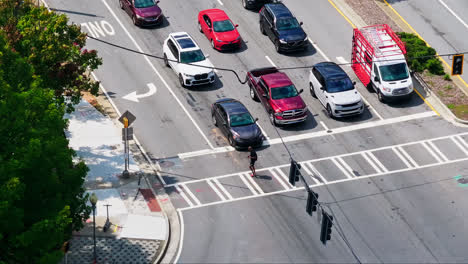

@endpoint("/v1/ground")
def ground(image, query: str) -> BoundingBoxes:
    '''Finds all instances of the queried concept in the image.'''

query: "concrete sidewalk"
[60,99,169,264]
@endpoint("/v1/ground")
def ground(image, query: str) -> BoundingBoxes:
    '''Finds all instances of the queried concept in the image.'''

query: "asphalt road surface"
[43,0,468,262]
[388,0,468,83]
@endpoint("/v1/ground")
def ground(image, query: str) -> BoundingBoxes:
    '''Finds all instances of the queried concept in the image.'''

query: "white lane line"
[308,37,330,61]
[244,173,264,194]
[174,185,194,207]
[213,178,233,200]
[276,167,297,189]
[451,137,468,156]
[167,131,468,188]
[397,146,419,168]
[174,209,185,264]
[427,141,449,162]
[179,155,468,211]
[257,123,270,140]
[207,179,226,201]
[101,0,214,149]
[269,168,291,190]
[181,184,201,206]
[336,56,348,64]
[361,94,384,120]
[438,0,468,29]
[177,111,436,159]
[332,157,354,179]
[216,0,224,5]
[320,121,330,131]
[307,162,329,184]
[361,152,383,174]
[367,151,388,173]
[239,173,258,195]
[265,56,277,67]
[422,142,443,163]
[300,162,321,185]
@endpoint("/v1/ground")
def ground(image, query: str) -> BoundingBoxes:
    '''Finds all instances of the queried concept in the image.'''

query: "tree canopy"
[0,1,100,262]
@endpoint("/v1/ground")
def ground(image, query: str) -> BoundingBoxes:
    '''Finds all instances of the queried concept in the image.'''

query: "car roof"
[202,9,230,21]
[314,62,348,80]
[216,99,249,115]
[265,3,292,18]
[262,72,293,88]
[169,32,200,51]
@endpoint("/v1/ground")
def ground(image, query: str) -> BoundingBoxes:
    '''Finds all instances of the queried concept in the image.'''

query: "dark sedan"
[119,0,163,26]
[211,99,264,149]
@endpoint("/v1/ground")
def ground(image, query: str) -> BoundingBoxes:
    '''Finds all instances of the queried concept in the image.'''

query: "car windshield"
[180,50,206,64]
[379,63,409,82]
[230,113,255,127]
[271,85,298,100]
[213,20,235,33]
[276,17,300,31]
[134,0,156,8]
[326,77,354,93]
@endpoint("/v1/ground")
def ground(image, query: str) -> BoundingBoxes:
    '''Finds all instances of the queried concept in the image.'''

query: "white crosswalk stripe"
[269,168,291,190]
[168,132,468,211]
[213,178,234,200]
[239,173,258,195]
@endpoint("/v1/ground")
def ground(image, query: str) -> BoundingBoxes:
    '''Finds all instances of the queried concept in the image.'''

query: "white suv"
[163,32,216,87]
[309,62,364,118]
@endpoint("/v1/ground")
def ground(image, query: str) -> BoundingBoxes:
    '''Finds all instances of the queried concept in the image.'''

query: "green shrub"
[447,104,455,109]
[397,32,445,75]
[444,74,452,81]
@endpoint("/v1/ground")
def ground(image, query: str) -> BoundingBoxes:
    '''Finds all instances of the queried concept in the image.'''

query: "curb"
[374,0,468,125]
[88,76,181,263]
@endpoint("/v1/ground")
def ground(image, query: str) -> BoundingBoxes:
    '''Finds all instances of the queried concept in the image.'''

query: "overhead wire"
[86,35,467,86]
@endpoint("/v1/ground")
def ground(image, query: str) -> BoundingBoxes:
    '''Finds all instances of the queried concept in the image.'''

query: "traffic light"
[289,160,301,185]
[452,54,464,76]
[306,190,319,215]
[320,211,333,245]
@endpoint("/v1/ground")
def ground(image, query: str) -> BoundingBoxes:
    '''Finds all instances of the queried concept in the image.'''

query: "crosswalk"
[166,132,468,211]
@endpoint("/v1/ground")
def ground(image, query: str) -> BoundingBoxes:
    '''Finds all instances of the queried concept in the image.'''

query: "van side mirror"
[374,76,380,83]
[262,94,267,98]
[156,0,160,3]
[205,54,210,58]
[235,24,239,27]
[320,87,325,91]
[300,21,303,26]
[298,89,304,94]
[255,117,259,122]
[352,81,356,86]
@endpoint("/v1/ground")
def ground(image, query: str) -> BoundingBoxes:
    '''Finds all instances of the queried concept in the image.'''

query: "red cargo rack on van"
[351,24,406,87]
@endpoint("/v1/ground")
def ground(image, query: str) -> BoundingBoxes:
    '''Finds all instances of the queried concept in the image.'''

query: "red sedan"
[198,9,242,51]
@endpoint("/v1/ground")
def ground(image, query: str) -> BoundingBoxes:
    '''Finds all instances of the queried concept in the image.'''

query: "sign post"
[118,111,136,178]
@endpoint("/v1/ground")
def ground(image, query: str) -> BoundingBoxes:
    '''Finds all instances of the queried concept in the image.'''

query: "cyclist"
[248,146,257,177]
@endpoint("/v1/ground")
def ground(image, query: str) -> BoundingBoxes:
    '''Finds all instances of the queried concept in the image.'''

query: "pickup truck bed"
[247,67,278,86]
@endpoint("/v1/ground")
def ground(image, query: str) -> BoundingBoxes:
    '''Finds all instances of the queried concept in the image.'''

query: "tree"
[0,31,90,263]
[0,0,102,112]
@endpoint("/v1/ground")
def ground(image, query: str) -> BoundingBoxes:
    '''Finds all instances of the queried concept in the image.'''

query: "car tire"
[119,0,124,9]
[198,22,203,33]
[275,40,281,53]
[269,112,277,126]
[260,23,266,35]
[242,0,251,9]
[163,53,169,67]
[228,136,235,147]
[250,87,259,101]
[326,104,334,118]
[211,39,216,50]
[179,74,186,88]
[310,82,316,98]
[132,15,138,26]
[377,89,385,103]
[212,114,218,127]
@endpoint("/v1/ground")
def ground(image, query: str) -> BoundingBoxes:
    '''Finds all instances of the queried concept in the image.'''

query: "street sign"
[122,127,134,141]
[118,110,136,127]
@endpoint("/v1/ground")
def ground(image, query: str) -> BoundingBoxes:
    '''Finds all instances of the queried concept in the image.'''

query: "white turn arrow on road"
[123,83,157,102]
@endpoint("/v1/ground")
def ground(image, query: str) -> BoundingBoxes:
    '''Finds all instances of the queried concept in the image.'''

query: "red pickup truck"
[247,67,307,126]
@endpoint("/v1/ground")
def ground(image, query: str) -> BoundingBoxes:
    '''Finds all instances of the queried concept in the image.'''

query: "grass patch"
[444,74,452,81]
[451,104,468,120]
[447,104,455,109]
[444,84,453,90]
